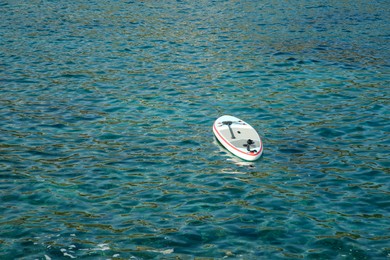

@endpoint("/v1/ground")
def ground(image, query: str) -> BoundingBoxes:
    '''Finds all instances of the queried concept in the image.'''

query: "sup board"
[213,115,263,161]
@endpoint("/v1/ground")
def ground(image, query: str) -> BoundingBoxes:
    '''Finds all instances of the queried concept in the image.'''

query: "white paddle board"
[213,115,263,161]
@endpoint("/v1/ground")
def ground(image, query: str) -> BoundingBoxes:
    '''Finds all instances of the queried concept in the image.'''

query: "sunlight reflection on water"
[0,0,389,259]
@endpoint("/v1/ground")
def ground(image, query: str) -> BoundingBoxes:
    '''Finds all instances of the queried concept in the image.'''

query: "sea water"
[0,0,389,259]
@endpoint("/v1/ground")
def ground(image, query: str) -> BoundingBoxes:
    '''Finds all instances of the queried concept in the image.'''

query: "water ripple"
[1,0,389,259]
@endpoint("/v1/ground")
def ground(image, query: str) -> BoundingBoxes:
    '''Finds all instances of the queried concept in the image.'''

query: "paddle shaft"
[222,121,236,139]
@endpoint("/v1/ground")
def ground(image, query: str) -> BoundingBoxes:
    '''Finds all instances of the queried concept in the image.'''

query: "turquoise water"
[1,0,389,258]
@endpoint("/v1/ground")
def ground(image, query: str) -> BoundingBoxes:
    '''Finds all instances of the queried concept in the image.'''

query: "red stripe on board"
[213,123,263,156]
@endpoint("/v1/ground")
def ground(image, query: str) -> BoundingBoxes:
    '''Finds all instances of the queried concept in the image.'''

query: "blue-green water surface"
[1,0,389,259]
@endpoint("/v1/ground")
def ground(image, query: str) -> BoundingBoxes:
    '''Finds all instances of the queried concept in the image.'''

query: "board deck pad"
[213,115,263,161]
